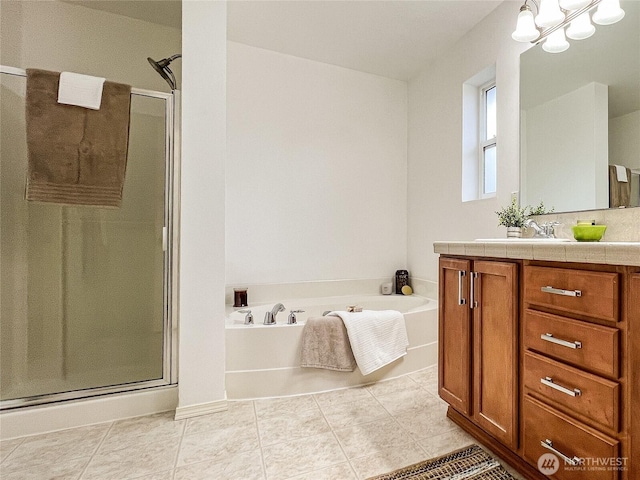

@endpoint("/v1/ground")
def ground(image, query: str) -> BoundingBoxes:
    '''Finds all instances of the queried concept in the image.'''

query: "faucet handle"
[239,309,253,325]
[287,310,305,324]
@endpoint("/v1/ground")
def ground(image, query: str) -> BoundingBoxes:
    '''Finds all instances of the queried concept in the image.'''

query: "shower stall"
[0,66,179,409]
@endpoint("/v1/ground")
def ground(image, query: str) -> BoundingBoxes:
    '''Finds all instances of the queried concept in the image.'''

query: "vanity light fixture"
[512,0,625,52]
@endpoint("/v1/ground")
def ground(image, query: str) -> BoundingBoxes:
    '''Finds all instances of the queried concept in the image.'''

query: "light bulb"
[559,0,591,10]
[512,7,540,42]
[566,11,595,39]
[592,0,625,25]
[543,27,570,53]
[536,0,565,28]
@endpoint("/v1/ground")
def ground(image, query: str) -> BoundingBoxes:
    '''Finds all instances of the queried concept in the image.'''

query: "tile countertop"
[433,240,640,266]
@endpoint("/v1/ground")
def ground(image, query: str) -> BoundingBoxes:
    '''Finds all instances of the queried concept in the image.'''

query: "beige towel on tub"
[25,69,131,207]
[301,316,356,372]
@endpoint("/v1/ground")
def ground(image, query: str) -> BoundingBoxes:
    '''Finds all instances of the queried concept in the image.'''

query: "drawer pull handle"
[541,286,582,297]
[541,439,581,466]
[541,333,582,349]
[458,271,466,306]
[541,376,582,397]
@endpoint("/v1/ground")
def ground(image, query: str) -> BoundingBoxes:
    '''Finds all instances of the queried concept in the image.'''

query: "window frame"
[479,81,497,199]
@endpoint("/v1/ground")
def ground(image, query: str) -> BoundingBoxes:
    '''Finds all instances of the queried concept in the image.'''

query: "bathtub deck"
[225,297,438,400]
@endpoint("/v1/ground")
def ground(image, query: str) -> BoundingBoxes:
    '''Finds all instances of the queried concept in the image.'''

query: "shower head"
[147,54,181,90]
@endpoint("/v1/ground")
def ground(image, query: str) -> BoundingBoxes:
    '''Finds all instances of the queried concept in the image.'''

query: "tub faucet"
[287,310,305,324]
[263,303,285,325]
[239,309,253,325]
[524,219,560,238]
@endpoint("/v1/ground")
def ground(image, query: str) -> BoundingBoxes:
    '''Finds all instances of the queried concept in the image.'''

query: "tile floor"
[0,366,525,480]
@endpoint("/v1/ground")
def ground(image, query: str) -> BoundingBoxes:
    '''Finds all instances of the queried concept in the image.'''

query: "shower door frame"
[0,65,179,410]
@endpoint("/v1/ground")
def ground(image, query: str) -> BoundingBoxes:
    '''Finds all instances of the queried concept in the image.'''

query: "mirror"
[520,0,640,213]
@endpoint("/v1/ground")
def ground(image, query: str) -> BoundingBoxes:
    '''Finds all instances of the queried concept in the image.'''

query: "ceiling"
[63,0,503,81]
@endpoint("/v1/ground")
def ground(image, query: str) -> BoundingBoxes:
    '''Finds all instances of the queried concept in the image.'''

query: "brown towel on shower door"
[25,69,131,207]
[301,316,357,372]
[609,165,631,208]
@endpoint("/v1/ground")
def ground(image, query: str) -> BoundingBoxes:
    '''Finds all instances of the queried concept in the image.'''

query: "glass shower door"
[0,70,176,407]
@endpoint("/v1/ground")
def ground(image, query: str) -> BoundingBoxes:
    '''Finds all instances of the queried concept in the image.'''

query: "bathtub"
[225,294,438,399]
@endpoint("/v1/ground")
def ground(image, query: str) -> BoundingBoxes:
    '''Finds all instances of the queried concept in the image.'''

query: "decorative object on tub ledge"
[395,269,409,294]
[572,223,607,241]
[381,282,393,295]
[25,69,131,208]
[327,309,408,375]
[366,444,515,480]
[300,316,356,371]
[401,285,413,295]
[233,288,248,307]
[511,0,625,54]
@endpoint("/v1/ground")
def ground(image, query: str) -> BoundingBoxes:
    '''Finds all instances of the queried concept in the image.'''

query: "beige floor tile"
[416,427,475,457]
[82,435,181,480]
[1,455,90,480]
[393,401,458,440]
[258,406,331,447]
[365,375,419,398]
[262,431,346,479]
[184,401,255,436]
[313,386,373,409]
[285,461,357,480]
[374,383,441,417]
[100,412,184,452]
[333,418,411,459]
[408,366,438,395]
[254,395,317,418]
[125,470,175,480]
[2,423,109,471]
[349,441,428,479]
[319,395,391,430]
[174,450,264,480]
[177,423,260,467]
[0,438,24,464]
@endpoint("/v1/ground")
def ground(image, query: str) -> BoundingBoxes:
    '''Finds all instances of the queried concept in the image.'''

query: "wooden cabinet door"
[629,274,640,480]
[472,260,518,449]
[439,257,472,415]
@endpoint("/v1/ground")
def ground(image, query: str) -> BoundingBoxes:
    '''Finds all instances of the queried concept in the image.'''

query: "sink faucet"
[524,219,560,238]
[263,303,285,325]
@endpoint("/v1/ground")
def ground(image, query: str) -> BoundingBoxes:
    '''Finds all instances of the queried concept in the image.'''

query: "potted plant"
[496,197,528,238]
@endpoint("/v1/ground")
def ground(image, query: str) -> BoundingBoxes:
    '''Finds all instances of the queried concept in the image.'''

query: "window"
[462,65,496,202]
[480,83,497,197]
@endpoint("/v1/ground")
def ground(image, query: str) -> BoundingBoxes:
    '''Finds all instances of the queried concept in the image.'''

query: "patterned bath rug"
[366,444,516,480]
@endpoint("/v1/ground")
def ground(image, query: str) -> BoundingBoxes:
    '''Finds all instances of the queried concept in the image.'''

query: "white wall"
[177,0,227,414]
[226,42,408,285]
[407,2,530,282]
[523,82,609,212]
[610,110,640,170]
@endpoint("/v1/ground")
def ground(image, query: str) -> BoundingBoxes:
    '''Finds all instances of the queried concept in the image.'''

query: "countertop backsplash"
[531,207,640,242]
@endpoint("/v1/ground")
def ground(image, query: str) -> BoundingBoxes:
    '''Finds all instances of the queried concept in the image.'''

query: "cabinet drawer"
[523,352,619,432]
[523,396,619,480]
[524,309,619,378]
[524,266,619,322]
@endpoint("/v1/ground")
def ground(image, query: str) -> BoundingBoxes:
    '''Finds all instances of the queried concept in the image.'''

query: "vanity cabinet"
[521,264,622,480]
[438,257,518,449]
[437,251,640,480]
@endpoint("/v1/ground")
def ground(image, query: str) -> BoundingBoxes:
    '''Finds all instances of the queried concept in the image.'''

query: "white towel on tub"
[327,310,409,376]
